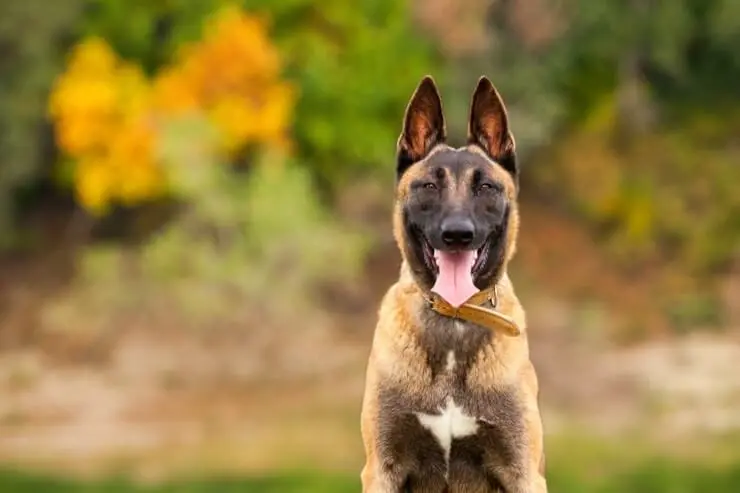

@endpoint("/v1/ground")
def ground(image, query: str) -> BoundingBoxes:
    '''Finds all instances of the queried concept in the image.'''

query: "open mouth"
[418,231,493,279]
[416,228,497,307]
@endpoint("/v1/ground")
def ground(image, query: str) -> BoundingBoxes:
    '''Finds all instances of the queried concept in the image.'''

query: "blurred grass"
[2,461,740,493]
[0,472,358,493]
[3,445,740,493]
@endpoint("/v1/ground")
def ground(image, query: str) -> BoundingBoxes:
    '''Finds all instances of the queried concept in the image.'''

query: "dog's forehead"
[423,147,494,178]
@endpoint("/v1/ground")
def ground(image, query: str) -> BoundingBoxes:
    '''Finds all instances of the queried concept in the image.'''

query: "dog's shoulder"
[492,272,527,331]
[370,277,431,384]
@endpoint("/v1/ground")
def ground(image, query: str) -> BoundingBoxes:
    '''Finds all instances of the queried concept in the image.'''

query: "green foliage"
[539,97,740,274]
[147,115,368,321]
[42,115,368,334]
[482,0,740,309]
[540,0,740,112]
[257,0,443,188]
[0,0,83,243]
[79,0,216,74]
[482,0,740,135]
[80,0,443,191]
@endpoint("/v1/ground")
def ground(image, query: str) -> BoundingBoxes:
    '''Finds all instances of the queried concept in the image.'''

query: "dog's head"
[393,76,520,306]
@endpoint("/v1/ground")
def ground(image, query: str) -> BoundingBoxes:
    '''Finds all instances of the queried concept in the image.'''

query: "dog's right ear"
[397,76,446,179]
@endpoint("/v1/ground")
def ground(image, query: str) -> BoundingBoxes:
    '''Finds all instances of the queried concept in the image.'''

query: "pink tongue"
[431,250,479,308]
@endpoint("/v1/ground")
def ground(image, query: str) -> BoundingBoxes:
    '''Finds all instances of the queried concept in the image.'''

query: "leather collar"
[424,286,521,337]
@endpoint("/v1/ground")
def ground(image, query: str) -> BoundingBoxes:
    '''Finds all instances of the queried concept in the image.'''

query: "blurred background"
[0,0,739,491]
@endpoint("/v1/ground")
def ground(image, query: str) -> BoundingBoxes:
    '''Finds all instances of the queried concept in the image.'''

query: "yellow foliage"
[49,37,156,213]
[48,38,119,158]
[155,5,295,153]
[49,5,295,215]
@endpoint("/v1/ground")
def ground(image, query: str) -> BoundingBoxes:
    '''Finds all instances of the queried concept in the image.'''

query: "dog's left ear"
[468,76,517,180]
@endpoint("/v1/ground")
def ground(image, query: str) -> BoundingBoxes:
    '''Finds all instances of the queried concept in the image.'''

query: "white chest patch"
[415,396,479,475]
[445,350,456,371]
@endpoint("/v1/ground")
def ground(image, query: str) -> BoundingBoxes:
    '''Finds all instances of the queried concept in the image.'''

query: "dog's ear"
[468,76,517,180]
[397,76,446,179]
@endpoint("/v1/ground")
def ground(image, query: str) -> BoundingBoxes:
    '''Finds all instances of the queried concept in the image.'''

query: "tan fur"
[361,273,546,491]
[361,77,547,492]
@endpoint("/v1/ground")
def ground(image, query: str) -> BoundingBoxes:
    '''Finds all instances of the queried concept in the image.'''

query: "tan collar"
[424,287,521,337]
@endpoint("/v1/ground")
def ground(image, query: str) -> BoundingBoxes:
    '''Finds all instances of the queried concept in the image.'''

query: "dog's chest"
[418,318,490,379]
[376,320,526,490]
[414,394,478,467]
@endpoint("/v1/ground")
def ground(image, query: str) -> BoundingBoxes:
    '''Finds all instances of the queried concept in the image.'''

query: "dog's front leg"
[361,361,403,493]
[361,458,404,493]
[497,362,548,493]
[523,363,548,493]
[360,457,384,493]
[361,406,407,493]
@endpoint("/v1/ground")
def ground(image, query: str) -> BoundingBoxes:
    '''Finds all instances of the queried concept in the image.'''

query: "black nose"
[441,217,475,247]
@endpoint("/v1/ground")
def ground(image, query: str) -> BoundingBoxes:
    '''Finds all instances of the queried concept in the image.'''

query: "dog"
[360,76,547,493]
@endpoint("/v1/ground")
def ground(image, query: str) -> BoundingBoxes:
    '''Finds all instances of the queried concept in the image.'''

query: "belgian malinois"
[360,76,547,492]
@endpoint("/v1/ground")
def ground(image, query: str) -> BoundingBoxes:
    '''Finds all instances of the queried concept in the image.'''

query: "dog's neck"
[398,261,521,337]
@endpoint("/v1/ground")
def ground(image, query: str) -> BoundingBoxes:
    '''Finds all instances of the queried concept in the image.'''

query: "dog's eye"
[477,182,502,194]
[423,183,437,190]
